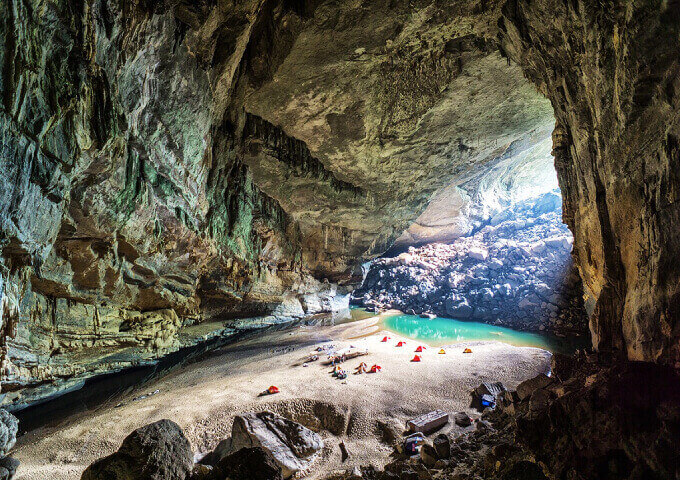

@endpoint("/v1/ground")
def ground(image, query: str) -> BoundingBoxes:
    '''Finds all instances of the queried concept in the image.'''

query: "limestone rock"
[0,411,18,458]
[468,247,489,262]
[0,457,19,480]
[433,434,451,459]
[230,412,323,478]
[454,412,472,428]
[352,191,588,333]
[420,443,438,467]
[516,374,553,401]
[81,419,193,480]
[212,447,283,480]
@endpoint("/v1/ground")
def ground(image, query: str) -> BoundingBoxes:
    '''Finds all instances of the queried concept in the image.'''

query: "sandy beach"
[13,316,552,479]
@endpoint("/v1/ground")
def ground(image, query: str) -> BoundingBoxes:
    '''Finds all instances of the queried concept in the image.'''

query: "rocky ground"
[325,354,680,480]
[352,191,588,335]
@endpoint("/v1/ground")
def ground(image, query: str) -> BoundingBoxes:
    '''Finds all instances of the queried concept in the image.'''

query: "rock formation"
[499,0,680,364]
[81,419,193,480]
[353,190,589,334]
[206,447,283,480]
[328,356,680,480]
[226,411,323,479]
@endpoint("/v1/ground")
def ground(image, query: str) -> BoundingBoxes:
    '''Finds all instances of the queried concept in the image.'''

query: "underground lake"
[352,308,589,354]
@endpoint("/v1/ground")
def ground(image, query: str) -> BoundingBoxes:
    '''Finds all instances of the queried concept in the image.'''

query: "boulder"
[488,259,504,270]
[445,299,473,319]
[190,464,212,480]
[0,411,18,458]
[420,443,438,467]
[0,457,19,480]
[529,241,547,255]
[81,419,193,480]
[468,247,489,261]
[544,236,570,250]
[475,419,493,432]
[212,447,283,480]
[433,434,451,459]
[199,438,232,466]
[230,412,322,478]
[516,374,554,401]
[550,353,576,380]
[454,412,472,428]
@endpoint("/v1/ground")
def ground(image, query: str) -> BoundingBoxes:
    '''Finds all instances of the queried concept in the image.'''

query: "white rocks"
[530,241,547,255]
[544,236,572,251]
[468,247,489,261]
[488,259,504,270]
[231,412,323,478]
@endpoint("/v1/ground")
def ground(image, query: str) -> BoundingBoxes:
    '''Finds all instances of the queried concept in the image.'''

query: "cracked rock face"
[500,0,680,364]
[0,0,555,407]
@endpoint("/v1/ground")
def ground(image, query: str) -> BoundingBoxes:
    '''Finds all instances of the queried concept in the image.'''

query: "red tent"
[411,355,422,362]
[396,341,405,347]
[415,345,425,352]
[369,364,382,373]
[381,336,390,342]
[267,386,280,394]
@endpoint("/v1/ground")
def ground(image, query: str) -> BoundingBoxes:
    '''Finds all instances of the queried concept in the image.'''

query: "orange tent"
[438,348,446,354]
[411,355,422,362]
[463,348,472,354]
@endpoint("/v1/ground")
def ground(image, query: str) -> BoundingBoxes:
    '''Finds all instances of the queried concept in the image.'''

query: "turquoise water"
[373,311,587,354]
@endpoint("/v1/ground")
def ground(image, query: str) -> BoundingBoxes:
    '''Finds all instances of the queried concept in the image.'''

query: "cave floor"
[14,317,551,479]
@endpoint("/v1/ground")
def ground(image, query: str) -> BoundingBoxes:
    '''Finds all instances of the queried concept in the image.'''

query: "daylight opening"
[351,135,588,338]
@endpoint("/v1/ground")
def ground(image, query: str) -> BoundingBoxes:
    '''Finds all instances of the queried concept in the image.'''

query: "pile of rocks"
[352,191,588,334]
[328,354,680,480]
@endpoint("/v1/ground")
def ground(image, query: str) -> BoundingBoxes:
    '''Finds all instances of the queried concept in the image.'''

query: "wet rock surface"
[353,191,588,334]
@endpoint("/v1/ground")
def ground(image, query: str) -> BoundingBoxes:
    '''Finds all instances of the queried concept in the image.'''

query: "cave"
[1,1,679,479]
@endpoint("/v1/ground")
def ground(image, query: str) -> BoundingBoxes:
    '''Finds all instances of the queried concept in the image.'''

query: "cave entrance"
[351,134,589,343]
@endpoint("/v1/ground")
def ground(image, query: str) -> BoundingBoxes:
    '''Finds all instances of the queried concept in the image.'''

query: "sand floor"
[13,316,552,479]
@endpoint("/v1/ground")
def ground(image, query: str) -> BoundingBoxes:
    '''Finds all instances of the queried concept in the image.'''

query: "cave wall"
[500,0,680,365]
[0,0,558,406]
